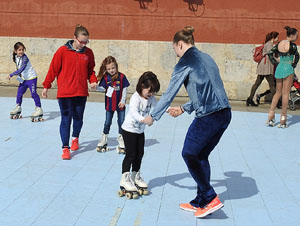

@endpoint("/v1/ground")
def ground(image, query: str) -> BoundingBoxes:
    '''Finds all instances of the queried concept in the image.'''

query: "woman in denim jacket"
[143,26,231,218]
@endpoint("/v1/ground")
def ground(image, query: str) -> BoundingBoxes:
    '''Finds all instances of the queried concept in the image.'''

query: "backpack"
[253,45,265,63]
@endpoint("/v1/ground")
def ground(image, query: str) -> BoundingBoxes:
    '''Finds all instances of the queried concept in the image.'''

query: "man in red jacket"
[42,24,97,160]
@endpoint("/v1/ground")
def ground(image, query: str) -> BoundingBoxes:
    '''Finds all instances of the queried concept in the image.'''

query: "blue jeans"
[103,110,125,134]
[58,97,87,148]
[183,108,231,208]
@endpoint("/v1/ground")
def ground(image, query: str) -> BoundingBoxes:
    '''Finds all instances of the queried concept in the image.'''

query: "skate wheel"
[138,189,143,196]
[132,194,139,199]
[117,190,124,197]
[96,147,100,152]
[143,190,149,195]
[125,193,132,199]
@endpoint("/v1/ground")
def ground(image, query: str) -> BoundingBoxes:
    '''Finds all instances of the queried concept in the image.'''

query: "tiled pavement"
[0,97,300,226]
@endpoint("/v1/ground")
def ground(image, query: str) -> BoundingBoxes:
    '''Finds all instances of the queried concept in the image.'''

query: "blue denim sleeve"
[182,100,194,114]
[150,65,190,121]
[9,54,29,77]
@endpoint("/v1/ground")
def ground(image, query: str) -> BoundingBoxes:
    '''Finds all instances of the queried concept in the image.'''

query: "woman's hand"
[142,115,154,126]
[167,106,184,117]
[7,75,11,80]
[42,88,48,98]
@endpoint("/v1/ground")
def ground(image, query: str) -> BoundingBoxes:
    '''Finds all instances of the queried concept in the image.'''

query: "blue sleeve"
[99,77,107,89]
[10,54,29,77]
[150,64,190,121]
[182,100,194,114]
[122,75,130,88]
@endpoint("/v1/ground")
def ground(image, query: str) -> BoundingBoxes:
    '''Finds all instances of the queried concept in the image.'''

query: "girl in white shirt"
[119,71,160,198]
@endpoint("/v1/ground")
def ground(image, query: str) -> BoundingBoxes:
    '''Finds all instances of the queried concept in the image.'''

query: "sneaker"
[62,148,70,160]
[194,196,223,218]
[179,203,199,212]
[70,137,79,151]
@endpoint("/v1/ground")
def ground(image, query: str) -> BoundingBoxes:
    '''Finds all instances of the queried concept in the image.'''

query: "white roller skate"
[31,107,44,122]
[132,171,149,196]
[10,105,22,119]
[118,172,139,199]
[278,114,288,128]
[96,133,109,152]
[117,134,126,154]
[266,110,275,127]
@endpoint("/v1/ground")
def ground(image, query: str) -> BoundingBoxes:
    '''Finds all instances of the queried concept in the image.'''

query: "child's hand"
[142,115,154,126]
[42,88,48,98]
[6,75,11,80]
[118,102,125,109]
[90,82,97,90]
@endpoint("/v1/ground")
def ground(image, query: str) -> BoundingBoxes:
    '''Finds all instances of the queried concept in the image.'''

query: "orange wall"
[0,0,300,44]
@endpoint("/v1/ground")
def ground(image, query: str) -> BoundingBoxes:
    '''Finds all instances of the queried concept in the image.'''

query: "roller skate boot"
[266,110,275,127]
[278,114,288,128]
[116,134,125,154]
[70,137,79,151]
[131,171,149,196]
[118,172,139,199]
[96,133,109,152]
[31,107,44,122]
[10,104,22,119]
[61,147,70,160]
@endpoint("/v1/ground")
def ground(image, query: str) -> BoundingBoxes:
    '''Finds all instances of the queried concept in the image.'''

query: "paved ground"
[1,87,300,226]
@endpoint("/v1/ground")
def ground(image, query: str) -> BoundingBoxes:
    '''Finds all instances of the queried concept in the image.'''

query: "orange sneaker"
[62,148,70,160]
[179,203,199,212]
[70,137,79,151]
[194,196,223,218]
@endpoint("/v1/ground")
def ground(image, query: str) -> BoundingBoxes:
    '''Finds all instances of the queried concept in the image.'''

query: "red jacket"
[43,41,98,98]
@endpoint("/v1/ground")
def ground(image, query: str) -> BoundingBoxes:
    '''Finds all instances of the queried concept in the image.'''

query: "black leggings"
[122,129,145,173]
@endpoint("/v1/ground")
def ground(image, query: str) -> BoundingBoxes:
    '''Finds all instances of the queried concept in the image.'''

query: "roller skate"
[96,134,109,152]
[278,114,288,128]
[117,172,139,199]
[10,104,22,119]
[131,171,149,196]
[266,110,275,127]
[31,107,44,122]
[116,134,126,154]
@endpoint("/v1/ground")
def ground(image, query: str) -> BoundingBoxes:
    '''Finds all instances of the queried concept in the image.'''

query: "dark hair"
[265,31,279,43]
[173,26,195,45]
[97,56,119,81]
[284,26,298,37]
[74,24,89,37]
[12,42,26,63]
[136,71,160,95]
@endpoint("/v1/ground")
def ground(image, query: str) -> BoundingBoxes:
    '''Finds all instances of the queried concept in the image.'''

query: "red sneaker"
[70,137,79,151]
[62,148,70,160]
[179,203,199,212]
[194,196,223,218]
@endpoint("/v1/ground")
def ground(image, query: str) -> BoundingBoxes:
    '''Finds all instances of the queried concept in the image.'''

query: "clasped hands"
[141,106,184,126]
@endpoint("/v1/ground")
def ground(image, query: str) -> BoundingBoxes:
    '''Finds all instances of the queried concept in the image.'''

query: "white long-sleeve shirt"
[10,54,37,80]
[122,91,157,134]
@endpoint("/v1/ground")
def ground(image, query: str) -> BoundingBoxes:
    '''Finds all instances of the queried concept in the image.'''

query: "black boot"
[256,95,261,105]
[246,98,258,106]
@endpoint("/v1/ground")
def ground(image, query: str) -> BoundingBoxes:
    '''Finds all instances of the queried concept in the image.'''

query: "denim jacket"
[151,46,230,121]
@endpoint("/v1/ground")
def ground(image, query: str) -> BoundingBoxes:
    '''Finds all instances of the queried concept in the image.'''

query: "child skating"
[118,71,160,199]
[96,56,130,154]
[7,42,43,121]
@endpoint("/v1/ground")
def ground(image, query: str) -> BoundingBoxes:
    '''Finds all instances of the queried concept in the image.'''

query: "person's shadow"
[71,138,159,157]
[148,171,258,219]
[284,115,300,127]
[43,111,61,121]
